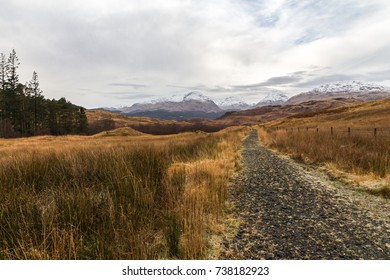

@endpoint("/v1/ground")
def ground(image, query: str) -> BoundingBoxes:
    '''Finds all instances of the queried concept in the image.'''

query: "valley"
[1,80,390,260]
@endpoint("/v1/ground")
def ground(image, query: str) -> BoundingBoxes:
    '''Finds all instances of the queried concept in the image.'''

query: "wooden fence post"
[348,127,350,136]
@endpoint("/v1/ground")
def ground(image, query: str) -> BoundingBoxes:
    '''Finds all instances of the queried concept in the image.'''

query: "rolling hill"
[266,96,390,129]
[217,98,361,125]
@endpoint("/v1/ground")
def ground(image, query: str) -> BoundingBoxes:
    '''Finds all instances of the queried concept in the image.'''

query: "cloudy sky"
[1,0,390,108]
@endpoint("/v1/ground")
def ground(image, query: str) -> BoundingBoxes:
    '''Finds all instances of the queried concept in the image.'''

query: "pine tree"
[0,49,89,138]
[27,71,43,134]
[0,53,8,136]
[7,49,19,90]
[0,53,7,91]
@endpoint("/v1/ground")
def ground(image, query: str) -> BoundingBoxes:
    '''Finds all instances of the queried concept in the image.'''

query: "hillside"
[266,97,390,128]
[93,127,146,137]
[86,109,182,126]
[286,81,390,105]
[217,98,361,125]
[86,109,228,135]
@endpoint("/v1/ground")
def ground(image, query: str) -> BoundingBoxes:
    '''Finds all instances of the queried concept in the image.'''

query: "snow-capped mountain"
[218,96,252,110]
[311,81,386,94]
[182,91,213,103]
[120,91,221,114]
[146,95,182,104]
[256,91,289,107]
[286,81,390,105]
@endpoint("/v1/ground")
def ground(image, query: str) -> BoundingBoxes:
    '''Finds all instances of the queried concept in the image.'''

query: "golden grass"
[93,127,145,137]
[267,97,390,129]
[86,109,184,126]
[257,98,390,198]
[258,127,390,198]
[0,127,248,259]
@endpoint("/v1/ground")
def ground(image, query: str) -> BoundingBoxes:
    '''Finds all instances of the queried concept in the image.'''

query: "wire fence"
[269,126,390,137]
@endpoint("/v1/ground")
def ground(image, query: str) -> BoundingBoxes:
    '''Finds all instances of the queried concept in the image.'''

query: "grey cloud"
[1,0,389,108]
[258,75,302,86]
[295,74,364,88]
[110,92,158,100]
[167,85,200,91]
[233,75,303,90]
[167,84,234,93]
[109,83,147,89]
[366,69,390,82]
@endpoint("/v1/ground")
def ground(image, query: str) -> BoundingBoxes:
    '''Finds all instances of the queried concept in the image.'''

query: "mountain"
[218,96,252,110]
[256,91,289,107]
[217,98,361,125]
[117,91,225,120]
[286,81,390,105]
[121,91,221,114]
[182,91,213,103]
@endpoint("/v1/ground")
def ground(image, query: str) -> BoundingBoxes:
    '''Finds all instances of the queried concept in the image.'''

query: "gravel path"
[220,130,390,259]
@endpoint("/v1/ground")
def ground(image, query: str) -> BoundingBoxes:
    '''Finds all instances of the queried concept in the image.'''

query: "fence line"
[270,126,390,137]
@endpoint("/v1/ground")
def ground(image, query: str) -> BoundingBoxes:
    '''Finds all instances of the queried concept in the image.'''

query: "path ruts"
[221,130,389,259]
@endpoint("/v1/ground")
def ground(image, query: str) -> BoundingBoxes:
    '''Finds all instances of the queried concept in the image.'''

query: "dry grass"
[268,97,390,129]
[258,97,390,198]
[93,127,145,137]
[0,127,248,259]
[86,109,183,127]
[258,127,390,198]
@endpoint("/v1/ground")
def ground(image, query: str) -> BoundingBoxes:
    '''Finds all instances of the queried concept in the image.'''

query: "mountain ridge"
[286,81,390,105]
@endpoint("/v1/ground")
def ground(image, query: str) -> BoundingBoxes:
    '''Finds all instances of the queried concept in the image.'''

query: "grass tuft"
[0,127,248,259]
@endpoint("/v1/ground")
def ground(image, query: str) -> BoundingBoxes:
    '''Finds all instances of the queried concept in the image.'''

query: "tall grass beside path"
[0,127,248,259]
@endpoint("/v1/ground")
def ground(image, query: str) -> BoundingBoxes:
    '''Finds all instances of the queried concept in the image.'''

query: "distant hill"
[217,96,252,110]
[267,96,390,129]
[105,90,294,120]
[93,127,145,137]
[286,81,390,105]
[121,91,221,114]
[217,98,361,125]
[125,110,226,120]
[255,91,289,107]
[86,109,228,135]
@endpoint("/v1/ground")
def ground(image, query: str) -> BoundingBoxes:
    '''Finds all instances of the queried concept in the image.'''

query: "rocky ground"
[220,130,389,259]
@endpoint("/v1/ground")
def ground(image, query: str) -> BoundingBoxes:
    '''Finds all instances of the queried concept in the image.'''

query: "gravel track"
[221,130,389,259]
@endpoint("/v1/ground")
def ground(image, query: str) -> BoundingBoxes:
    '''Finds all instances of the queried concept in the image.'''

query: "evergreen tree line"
[0,49,88,138]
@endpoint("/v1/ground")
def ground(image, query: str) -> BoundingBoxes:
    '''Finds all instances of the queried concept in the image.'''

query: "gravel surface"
[220,130,390,259]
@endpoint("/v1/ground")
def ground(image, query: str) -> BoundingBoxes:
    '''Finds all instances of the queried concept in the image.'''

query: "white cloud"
[0,0,389,107]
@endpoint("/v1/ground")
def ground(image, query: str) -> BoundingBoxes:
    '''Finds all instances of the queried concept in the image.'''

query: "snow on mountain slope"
[182,91,213,102]
[310,81,386,94]
[286,81,390,105]
[120,91,221,113]
[218,96,252,110]
[256,91,289,107]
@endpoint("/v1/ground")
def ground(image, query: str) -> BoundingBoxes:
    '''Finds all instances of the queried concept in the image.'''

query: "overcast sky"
[1,0,390,108]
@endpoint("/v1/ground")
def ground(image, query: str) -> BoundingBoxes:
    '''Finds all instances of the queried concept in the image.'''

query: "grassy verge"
[0,127,248,259]
[258,127,390,198]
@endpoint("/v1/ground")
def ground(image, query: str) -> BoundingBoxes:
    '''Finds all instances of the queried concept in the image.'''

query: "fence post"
[316,128,319,133]
[374,128,377,136]
[331,127,333,135]
[348,127,350,136]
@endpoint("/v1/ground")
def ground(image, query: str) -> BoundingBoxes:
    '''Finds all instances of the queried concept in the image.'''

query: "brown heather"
[0,127,248,259]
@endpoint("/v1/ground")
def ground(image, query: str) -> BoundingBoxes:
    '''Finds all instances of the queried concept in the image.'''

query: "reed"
[0,127,247,259]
